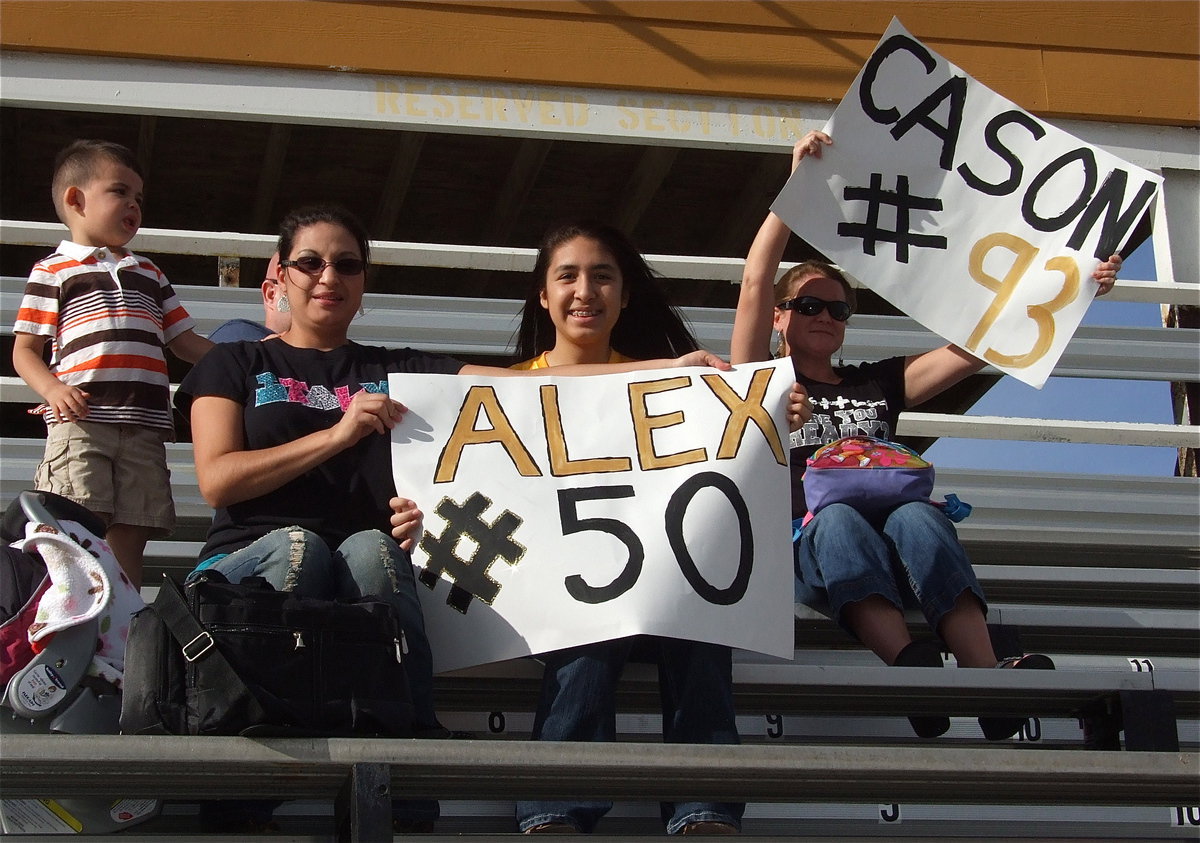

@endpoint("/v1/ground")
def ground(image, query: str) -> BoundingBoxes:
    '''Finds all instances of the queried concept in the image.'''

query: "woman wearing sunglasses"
[731,131,1123,740]
[176,205,734,832]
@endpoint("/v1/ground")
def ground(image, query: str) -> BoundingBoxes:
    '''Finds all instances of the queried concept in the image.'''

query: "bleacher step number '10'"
[1014,717,1042,742]
[1173,807,1200,827]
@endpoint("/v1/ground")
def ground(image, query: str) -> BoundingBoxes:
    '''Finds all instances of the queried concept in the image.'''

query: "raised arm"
[901,345,985,407]
[192,389,406,508]
[732,212,790,365]
[731,131,831,364]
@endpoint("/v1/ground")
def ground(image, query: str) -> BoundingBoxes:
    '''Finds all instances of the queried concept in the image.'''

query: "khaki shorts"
[34,421,175,535]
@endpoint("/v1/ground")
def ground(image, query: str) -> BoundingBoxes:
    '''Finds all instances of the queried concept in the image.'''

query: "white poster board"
[390,360,795,672]
[773,18,1162,388]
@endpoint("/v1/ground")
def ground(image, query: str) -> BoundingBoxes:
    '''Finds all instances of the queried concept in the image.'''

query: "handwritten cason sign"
[773,18,1162,388]
[390,360,795,673]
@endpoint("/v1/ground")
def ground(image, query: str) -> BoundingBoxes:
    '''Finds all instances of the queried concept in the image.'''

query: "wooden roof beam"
[480,138,553,246]
[250,123,291,235]
[136,115,156,184]
[612,145,678,234]
[478,137,554,296]
[711,153,787,256]
[372,130,426,242]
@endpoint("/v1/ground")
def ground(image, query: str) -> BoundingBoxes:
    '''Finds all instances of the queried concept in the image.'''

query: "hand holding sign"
[390,361,795,672]
[388,496,423,551]
[1092,253,1123,297]
[772,18,1159,388]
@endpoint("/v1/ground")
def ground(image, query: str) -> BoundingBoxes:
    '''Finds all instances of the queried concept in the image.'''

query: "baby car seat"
[0,490,161,834]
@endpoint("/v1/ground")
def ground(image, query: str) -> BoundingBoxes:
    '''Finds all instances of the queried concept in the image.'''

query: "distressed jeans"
[192,526,438,728]
[794,501,986,633]
[515,636,744,834]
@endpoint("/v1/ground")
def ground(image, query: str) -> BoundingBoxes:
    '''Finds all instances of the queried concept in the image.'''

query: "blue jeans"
[515,636,744,834]
[794,502,986,634]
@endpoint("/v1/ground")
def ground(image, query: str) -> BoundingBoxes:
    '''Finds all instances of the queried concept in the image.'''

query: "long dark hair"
[277,204,371,266]
[514,221,698,362]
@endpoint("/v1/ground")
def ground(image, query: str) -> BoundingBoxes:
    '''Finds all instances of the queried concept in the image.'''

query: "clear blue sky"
[924,239,1181,476]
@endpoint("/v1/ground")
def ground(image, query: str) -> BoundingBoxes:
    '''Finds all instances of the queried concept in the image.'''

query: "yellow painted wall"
[1,1,1196,126]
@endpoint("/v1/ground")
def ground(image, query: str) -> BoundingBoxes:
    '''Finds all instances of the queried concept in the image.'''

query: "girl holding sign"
[511,221,746,835]
[732,131,1122,740]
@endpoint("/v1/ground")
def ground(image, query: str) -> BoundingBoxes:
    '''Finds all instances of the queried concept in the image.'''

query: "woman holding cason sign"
[732,131,1123,741]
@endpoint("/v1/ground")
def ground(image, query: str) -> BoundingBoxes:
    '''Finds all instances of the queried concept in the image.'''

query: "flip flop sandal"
[979,653,1055,740]
[995,653,1055,670]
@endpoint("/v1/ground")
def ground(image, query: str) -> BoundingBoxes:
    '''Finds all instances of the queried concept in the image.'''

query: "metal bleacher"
[1,224,1198,839]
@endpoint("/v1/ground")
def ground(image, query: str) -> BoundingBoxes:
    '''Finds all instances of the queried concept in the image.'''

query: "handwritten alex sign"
[773,18,1162,388]
[390,360,795,673]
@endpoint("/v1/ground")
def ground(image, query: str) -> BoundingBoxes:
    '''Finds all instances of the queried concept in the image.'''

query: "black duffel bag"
[120,571,413,737]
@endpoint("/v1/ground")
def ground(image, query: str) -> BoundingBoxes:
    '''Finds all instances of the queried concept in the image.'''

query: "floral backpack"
[800,436,971,526]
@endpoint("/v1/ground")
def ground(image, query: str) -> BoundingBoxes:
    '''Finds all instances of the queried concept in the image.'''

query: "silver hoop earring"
[837,352,844,367]
[276,294,290,313]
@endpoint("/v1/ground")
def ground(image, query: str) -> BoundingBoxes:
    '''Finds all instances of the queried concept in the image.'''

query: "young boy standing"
[12,139,213,587]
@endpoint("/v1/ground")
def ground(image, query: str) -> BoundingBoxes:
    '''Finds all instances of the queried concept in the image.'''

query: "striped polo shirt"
[13,240,195,431]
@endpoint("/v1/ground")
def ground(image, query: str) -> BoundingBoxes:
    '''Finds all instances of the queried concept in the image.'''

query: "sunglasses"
[280,256,366,277]
[777,295,851,322]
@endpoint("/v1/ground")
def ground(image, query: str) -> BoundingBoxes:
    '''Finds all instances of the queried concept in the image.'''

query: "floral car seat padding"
[16,520,143,687]
[801,436,936,523]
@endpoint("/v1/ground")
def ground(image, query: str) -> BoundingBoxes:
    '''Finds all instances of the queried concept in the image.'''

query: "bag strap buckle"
[183,631,214,662]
